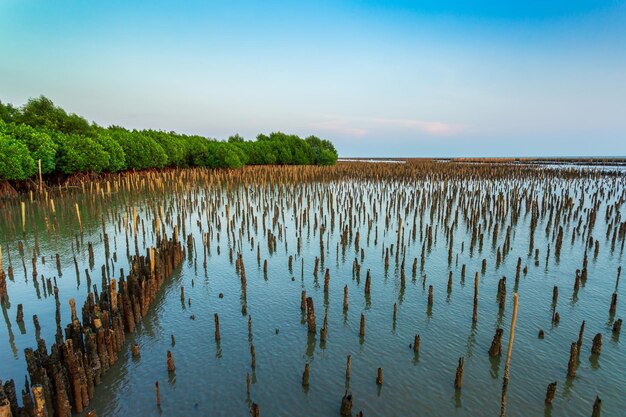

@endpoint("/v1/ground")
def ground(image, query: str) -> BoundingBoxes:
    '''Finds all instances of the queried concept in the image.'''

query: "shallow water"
[1,168,625,416]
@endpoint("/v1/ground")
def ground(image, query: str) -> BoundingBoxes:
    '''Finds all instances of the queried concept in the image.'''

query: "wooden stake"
[340,391,353,416]
[38,159,43,194]
[359,313,365,338]
[489,328,503,357]
[302,363,310,386]
[500,292,519,417]
[612,319,622,335]
[472,272,479,323]
[215,313,221,341]
[545,381,557,405]
[592,396,601,417]
[567,342,579,378]
[75,203,83,232]
[32,385,46,417]
[21,202,26,233]
[413,335,420,354]
[306,297,316,334]
[591,333,602,355]
[167,350,175,372]
[454,357,464,390]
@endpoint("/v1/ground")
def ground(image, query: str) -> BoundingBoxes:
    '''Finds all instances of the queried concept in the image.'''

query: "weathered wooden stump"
[167,350,175,372]
[302,363,310,386]
[610,293,618,315]
[428,285,434,308]
[340,391,352,416]
[16,304,23,323]
[545,381,557,405]
[324,269,330,295]
[0,398,12,417]
[567,342,578,378]
[32,385,46,417]
[306,297,316,334]
[215,313,221,341]
[592,396,602,417]
[454,357,464,390]
[472,272,479,323]
[612,319,622,335]
[300,290,306,312]
[489,328,504,357]
[359,314,365,338]
[591,333,602,355]
[577,321,586,349]
[552,286,558,305]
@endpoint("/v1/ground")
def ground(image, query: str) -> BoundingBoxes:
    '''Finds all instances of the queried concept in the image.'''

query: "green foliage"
[0,122,58,174]
[306,135,338,165]
[94,131,127,172]
[204,142,248,168]
[0,132,37,180]
[256,132,332,165]
[145,130,186,167]
[0,101,18,123]
[236,141,277,165]
[319,149,338,166]
[18,96,93,136]
[228,133,245,143]
[255,142,278,165]
[53,133,110,174]
[0,95,339,180]
[108,128,167,170]
[183,135,211,167]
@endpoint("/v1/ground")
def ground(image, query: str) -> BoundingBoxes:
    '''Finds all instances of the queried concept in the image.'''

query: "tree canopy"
[0,96,338,181]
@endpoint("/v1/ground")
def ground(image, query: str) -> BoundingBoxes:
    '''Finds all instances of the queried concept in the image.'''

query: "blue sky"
[1,0,625,157]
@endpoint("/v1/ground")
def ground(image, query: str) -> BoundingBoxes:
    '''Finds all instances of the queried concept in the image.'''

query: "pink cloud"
[308,116,468,137]
[372,118,463,135]
[308,119,369,137]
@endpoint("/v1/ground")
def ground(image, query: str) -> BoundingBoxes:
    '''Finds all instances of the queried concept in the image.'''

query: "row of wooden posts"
[0,230,184,417]
[2,162,625,416]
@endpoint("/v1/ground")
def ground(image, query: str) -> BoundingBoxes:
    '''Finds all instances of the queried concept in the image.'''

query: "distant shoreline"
[339,157,626,166]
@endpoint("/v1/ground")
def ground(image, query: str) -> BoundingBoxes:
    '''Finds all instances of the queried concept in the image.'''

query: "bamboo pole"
[500,293,519,417]
[21,202,26,233]
[75,203,83,232]
[38,159,43,194]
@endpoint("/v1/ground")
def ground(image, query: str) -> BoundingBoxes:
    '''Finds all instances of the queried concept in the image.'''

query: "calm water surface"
[1,167,625,416]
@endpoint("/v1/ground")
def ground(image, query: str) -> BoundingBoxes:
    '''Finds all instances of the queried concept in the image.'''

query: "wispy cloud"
[308,116,467,137]
[308,119,369,137]
[372,118,462,135]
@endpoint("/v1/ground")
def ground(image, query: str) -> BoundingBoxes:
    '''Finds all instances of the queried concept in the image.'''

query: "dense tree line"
[0,96,338,180]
